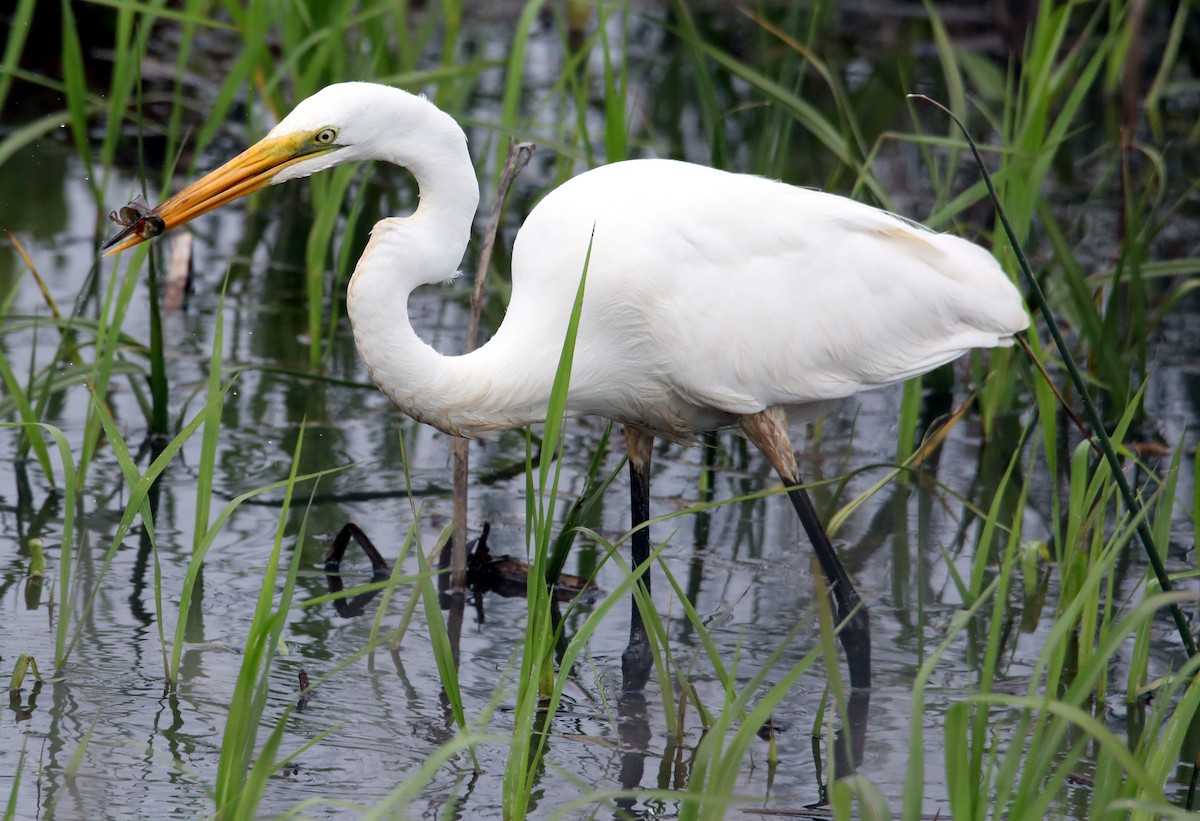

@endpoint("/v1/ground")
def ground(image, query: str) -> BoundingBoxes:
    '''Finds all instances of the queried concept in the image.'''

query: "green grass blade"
[0,423,81,669]
[58,0,96,190]
[912,93,1198,657]
[0,0,37,115]
[416,531,477,768]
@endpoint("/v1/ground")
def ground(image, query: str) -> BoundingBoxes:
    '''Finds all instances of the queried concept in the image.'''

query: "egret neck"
[343,93,525,438]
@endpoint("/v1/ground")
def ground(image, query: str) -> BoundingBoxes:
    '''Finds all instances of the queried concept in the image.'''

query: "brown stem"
[449,141,536,590]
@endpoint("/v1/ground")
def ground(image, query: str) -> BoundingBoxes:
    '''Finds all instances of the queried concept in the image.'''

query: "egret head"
[102,82,403,254]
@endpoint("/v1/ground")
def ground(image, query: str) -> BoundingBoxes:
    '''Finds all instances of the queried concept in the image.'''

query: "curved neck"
[377,95,480,283]
[345,94,551,437]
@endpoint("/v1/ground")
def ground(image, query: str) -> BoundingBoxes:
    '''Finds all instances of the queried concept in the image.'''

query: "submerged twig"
[448,141,536,590]
[324,522,392,618]
[910,93,1197,658]
[163,231,193,311]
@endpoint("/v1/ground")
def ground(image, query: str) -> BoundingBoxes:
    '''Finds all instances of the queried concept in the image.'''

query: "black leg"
[621,426,654,692]
[740,407,871,692]
[785,483,871,690]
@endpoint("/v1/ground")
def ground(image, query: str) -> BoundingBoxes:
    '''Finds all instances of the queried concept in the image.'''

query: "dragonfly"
[103,194,165,250]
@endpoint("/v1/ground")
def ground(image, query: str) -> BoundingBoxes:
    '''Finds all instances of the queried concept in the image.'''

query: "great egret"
[106,82,1029,692]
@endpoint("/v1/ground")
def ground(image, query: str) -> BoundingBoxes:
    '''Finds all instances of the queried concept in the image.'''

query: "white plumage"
[106,82,1030,692]
[503,159,1026,434]
[290,85,1029,440]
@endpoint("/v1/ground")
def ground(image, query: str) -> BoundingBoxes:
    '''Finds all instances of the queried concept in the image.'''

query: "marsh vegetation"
[1,1,1199,818]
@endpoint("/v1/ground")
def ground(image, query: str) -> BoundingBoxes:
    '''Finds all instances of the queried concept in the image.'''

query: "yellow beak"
[103,132,337,255]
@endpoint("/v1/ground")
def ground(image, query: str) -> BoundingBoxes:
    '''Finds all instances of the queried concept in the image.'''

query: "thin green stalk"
[58,0,95,191]
[304,165,356,368]
[170,464,348,685]
[192,0,271,161]
[416,532,477,769]
[0,423,79,670]
[0,0,36,116]
[501,232,597,819]
[2,742,25,821]
[497,0,551,182]
[191,285,228,584]
[213,429,312,817]
[545,427,617,584]
[912,93,1197,657]
[920,591,998,821]
[895,379,921,475]
[597,0,629,164]
[77,248,150,486]
[0,316,55,482]
[358,732,494,820]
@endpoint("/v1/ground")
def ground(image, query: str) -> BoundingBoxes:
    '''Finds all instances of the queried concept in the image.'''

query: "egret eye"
[314,127,338,144]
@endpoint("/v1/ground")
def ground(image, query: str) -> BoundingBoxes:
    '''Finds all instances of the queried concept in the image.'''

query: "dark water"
[2,5,1198,820]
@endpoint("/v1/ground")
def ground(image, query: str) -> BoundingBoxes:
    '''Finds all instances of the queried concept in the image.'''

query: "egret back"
[498,159,1027,438]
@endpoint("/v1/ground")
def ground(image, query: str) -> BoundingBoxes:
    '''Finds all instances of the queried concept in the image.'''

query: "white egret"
[106,82,1029,692]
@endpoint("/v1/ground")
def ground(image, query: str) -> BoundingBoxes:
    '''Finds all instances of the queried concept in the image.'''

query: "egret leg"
[621,425,655,692]
[741,408,872,691]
